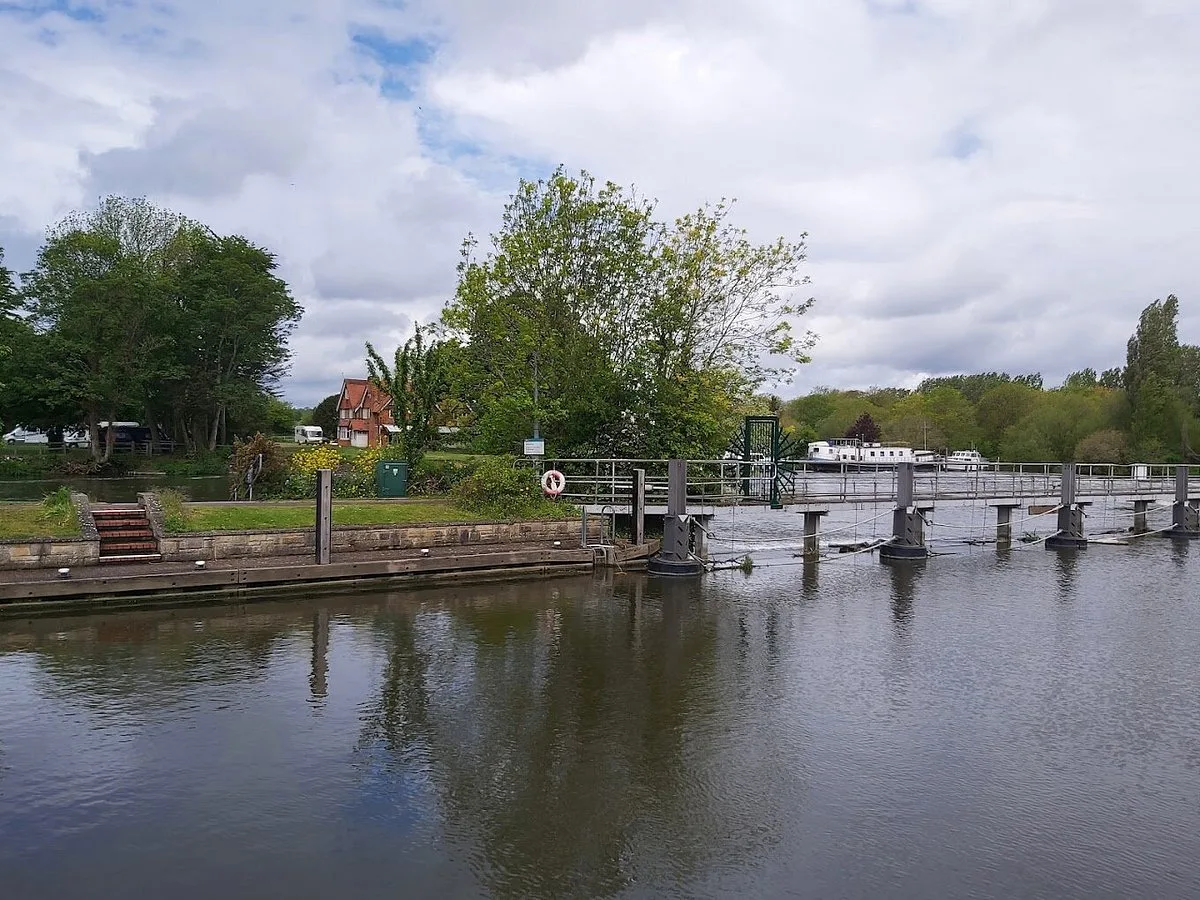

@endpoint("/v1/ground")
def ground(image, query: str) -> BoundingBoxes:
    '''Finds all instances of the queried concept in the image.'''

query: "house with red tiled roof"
[336,378,397,448]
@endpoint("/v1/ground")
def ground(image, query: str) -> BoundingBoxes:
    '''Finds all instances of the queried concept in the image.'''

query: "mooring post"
[879,462,928,561]
[1046,463,1087,549]
[995,503,1020,547]
[1168,465,1200,538]
[315,468,332,564]
[1133,500,1149,535]
[632,468,646,545]
[581,508,589,548]
[647,459,703,576]
[801,506,830,560]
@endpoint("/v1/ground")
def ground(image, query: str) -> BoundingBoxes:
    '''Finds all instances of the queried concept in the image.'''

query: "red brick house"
[336,378,397,448]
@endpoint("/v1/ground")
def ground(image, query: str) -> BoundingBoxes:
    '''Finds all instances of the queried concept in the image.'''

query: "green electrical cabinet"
[376,460,409,498]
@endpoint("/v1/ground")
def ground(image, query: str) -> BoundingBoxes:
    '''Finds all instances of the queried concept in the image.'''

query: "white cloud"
[2,0,1199,404]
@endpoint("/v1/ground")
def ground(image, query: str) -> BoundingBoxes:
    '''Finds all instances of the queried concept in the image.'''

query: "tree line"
[0,198,301,463]
[783,294,1200,463]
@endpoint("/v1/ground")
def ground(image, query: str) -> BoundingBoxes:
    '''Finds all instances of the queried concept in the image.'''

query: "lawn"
[0,503,83,540]
[172,500,491,533]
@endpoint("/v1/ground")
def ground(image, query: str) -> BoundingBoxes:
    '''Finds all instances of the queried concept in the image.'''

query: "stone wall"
[0,539,100,570]
[158,519,594,562]
[0,493,102,570]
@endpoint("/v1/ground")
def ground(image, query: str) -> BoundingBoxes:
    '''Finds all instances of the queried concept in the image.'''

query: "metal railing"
[528,459,1196,507]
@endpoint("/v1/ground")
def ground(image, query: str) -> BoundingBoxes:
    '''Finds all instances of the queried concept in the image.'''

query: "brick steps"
[92,505,159,563]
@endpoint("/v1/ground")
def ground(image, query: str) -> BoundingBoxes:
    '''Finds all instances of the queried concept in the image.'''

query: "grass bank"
[0,500,82,540]
[164,499,577,533]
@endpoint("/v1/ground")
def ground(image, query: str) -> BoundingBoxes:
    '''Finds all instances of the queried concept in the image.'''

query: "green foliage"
[41,487,76,529]
[917,372,1042,403]
[156,489,190,531]
[14,197,301,458]
[310,393,339,437]
[442,168,813,458]
[451,457,572,519]
[1074,428,1129,463]
[408,456,478,495]
[366,324,447,468]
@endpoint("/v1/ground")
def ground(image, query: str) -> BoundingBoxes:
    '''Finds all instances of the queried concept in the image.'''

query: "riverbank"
[0,539,658,619]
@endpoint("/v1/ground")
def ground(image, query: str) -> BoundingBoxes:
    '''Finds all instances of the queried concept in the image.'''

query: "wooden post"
[632,468,646,546]
[315,468,332,564]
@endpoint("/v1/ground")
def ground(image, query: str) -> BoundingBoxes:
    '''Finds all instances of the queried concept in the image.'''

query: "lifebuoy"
[541,469,566,497]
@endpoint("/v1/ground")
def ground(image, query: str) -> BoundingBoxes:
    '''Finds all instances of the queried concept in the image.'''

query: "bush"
[350,444,406,479]
[409,457,478,496]
[41,487,77,531]
[229,433,287,498]
[288,444,344,479]
[451,457,571,520]
[158,451,229,477]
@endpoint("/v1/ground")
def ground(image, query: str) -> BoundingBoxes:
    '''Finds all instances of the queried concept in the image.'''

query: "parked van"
[294,425,324,444]
[3,427,48,445]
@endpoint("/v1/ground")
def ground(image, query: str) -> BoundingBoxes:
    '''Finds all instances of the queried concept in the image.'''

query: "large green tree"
[442,168,813,457]
[1122,295,1195,459]
[309,393,340,438]
[155,229,300,452]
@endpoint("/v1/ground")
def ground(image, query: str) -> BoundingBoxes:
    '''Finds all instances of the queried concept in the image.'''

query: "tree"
[442,168,814,457]
[845,412,881,443]
[22,228,166,461]
[367,324,447,468]
[1062,368,1098,390]
[1123,295,1191,458]
[976,382,1039,457]
[0,248,17,397]
[310,393,339,438]
[1074,428,1129,463]
[156,230,301,452]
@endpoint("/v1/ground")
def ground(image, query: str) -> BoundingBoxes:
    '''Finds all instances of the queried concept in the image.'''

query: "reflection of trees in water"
[11,610,304,714]
[356,575,798,899]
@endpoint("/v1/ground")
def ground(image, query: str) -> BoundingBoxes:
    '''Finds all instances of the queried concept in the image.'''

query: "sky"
[2,0,1199,405]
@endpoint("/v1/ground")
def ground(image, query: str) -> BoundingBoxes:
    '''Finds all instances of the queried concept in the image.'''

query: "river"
[1,507,1199,899]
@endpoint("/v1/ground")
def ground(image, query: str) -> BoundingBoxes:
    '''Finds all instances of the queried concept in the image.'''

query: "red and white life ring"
[541,469,566,497]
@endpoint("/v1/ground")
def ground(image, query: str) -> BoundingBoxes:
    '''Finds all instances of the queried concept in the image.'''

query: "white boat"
[943,449,988,471]
[806,438,938,471]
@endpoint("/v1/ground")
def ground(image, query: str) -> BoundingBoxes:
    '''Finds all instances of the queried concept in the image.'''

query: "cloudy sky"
[2,0,1198,404]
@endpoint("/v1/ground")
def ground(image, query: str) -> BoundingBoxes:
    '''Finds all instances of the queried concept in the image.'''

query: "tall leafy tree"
[23,229,167,461]
[443,168,813,457]
[1123,295,1190,458]
[366,324,448,467]
[157,230,301,452]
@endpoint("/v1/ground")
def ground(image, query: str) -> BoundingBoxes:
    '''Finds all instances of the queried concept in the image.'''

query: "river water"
[2,505,1199,899]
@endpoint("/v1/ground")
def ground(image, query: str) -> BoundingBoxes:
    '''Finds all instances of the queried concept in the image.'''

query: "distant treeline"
[780,295,1200,464]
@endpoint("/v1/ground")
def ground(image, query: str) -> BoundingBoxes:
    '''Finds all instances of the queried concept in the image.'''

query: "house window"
[340,409,350,420]
[338,427,349,440]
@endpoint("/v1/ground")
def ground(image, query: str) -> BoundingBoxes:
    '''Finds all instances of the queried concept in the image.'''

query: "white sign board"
[523,439,545,456]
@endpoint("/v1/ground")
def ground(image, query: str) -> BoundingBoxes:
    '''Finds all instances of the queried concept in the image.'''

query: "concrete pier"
[1046,464,1088,550]
[648,460,704,576]
[992,501,1022,548]
[796,505,830,560]
[879,463,930,561]
[1167,466,1200,538]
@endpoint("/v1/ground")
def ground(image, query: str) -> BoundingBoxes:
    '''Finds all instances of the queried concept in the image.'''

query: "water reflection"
[883,558,922,627]
[1053,549,1080,602]
[354,575,790,899]
[1170,535,1191,571]
[310,610,329,702]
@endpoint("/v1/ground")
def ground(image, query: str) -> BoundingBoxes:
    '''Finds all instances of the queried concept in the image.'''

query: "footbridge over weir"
[532,459,1200,562]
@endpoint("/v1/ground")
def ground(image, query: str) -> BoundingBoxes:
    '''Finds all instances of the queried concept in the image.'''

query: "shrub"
[288,444,344,479]
[350,443,406,479]
[451,457,571,520]
[229,433,287,498]
[41,487,77,531]
[157,489,189,532]
[409,457,478,496]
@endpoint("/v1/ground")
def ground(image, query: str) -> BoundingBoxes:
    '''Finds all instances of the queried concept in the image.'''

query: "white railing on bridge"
[524,459,1196,507]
